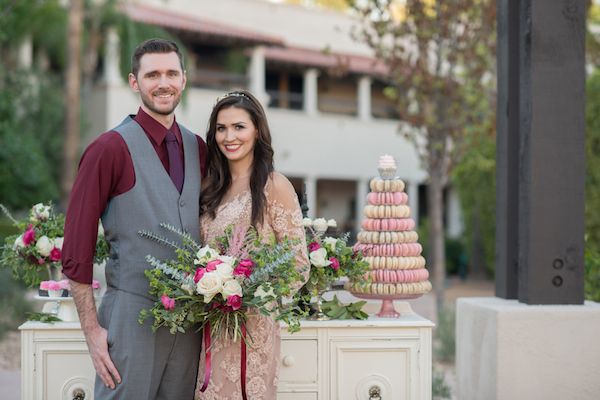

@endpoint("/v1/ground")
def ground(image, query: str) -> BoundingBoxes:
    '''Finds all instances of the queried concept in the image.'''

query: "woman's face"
[215,106,258,167]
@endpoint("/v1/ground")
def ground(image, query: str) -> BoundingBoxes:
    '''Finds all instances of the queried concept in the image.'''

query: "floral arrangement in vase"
[0,202,110,289]
[300,217,370,319]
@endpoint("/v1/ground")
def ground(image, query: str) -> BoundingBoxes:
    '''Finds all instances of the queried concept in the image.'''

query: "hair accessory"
[215,91,249,105]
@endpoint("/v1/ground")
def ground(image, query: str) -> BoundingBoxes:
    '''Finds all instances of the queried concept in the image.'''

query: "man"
[63,38,206,399]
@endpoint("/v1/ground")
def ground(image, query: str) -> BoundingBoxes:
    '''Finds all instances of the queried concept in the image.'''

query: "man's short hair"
[131,38,184,77]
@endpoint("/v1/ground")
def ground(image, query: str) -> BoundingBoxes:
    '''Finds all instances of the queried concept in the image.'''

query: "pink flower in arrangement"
[58,280,71,290]
[49,247,61,262]
[226,295,242,311]
[40,281,51,290]
[193,267,206,283]
[308,242,321,252]
[161,294,175,311]
[234,259,254,278]
[37,258,46,265]
[23,224,36,246]
[46,281,61,291]
[205,259,223,272]
[329,257,340,271]
[92,280,101,289]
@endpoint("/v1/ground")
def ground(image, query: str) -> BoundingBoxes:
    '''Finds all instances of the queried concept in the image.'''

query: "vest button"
[179,200,185,207]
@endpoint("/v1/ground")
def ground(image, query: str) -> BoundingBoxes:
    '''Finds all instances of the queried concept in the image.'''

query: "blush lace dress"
[195,173,309,400]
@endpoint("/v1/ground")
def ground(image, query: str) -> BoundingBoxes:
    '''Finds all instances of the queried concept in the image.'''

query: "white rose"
[35,236,53,257]
[217,255,235,265]
[327,219,337,228]
[222,279,243,298]
[254,284,275,300]
[30,203,50,222]
[195,245,219,265]
[312,218,328,233]
[53,237,64,250]
[309,247,331,267]
[215,262,234,282]
[13,234,25,250]
[323,237,338,252]
[196,271,223,303]
[302,217,313,227]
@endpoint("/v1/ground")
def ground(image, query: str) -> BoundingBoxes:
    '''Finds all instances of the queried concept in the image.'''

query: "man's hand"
[86,325,121,389]
[70,279,121,389]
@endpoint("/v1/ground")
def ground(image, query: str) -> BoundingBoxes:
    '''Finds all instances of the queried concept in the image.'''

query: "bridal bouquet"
[1,203,110,287]
[138,223,307,341]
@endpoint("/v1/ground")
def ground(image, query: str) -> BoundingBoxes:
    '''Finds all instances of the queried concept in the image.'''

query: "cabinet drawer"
[279,339,318,384]
[277,393,318,400]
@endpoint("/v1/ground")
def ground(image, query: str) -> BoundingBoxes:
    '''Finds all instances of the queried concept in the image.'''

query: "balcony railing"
[189,68,248,91]
[372,100,399,119]
[267,90,304,110]
[318,95,357,116]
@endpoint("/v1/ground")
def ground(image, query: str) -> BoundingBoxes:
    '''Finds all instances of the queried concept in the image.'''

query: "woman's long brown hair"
[200,90,274,227]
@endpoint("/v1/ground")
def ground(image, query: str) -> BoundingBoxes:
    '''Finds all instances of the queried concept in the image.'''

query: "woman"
[195,90,309,399]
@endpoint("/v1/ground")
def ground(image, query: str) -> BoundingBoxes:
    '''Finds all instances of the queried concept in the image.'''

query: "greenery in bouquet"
[1,203,64,286]
[0,203,110,287]
[301,217,370,295]
[138,223,308,343]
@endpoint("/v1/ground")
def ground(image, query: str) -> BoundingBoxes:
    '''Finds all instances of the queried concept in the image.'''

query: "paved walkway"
[0,370,19,400]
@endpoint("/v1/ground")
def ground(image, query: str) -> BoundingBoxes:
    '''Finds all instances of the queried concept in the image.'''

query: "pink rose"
[92,280,101,289]
[49,247,61,262]
[193,267,206,283]
[329,257,340,271]
[226,295,242,311]
[234,265,252,278]
[234,260,253,278]
[47,281,61,290]
[205,259,223,272]
[23,224,36,246]
[308,242,321,252]
[40,281,50,290]
[161,294,175,311]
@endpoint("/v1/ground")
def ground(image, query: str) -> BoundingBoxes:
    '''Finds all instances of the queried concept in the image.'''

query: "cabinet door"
[329,338,420,400]
[34,339,96,400]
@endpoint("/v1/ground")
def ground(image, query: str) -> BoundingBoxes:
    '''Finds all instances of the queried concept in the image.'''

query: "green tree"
[585,69,600,302]
[350,0,496,313]
[451,129,496,277]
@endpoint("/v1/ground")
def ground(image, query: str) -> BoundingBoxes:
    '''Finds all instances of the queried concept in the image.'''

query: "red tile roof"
[123,3,284,46]
[262,46,389,76]
[123,3,388,77]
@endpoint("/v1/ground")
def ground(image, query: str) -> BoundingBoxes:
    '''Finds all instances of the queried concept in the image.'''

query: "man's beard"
[140,90,181,116]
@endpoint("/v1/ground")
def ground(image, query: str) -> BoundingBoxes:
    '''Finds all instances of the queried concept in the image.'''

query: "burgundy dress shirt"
[62,108,207,283]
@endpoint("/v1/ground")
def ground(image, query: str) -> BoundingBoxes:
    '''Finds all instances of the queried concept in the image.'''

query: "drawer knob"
[369,385,382,400]
[72,388,86,400]
[282,355,295,366]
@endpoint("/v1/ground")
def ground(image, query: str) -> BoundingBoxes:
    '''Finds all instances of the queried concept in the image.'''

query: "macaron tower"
[347,154,432,317]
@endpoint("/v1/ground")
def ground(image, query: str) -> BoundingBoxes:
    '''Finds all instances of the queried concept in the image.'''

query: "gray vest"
[101,116,201,298]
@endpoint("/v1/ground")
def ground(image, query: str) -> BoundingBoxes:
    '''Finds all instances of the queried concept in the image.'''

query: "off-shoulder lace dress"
[195,173,309,400]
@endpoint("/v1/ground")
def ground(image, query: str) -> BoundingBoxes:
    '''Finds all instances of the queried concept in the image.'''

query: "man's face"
[128,52,186,117]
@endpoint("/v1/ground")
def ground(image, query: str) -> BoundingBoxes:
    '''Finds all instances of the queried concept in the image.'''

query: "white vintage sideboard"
[20,310,433,400]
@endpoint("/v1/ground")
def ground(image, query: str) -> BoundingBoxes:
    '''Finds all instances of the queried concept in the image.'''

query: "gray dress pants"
[95,289,202,399]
